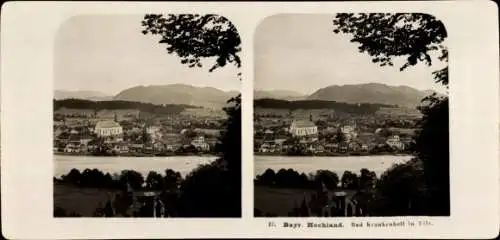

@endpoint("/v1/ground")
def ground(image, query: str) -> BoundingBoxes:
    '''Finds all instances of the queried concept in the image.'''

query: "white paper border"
[1,1,499,239]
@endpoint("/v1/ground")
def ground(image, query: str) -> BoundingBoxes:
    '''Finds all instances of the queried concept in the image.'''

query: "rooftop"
[290,120,316,128]
[95,120,121,129]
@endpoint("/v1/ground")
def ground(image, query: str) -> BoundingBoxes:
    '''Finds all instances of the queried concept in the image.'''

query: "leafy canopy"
[142,14,242,73]
[333,13,448,86]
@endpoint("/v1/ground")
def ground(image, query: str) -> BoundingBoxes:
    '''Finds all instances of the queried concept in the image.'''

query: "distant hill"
[307,83,438,107]
[254,98,396,115]
[113,84,238,108]
[254,90,305,101]
[54,90,112,101]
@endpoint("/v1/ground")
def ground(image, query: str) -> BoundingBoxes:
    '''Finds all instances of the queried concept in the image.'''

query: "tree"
[314,170,340,190]
[372,158,427,216]
[340,170,358,189]
[141,14,241,73]
[141,128,151,144]
[333,13,448,85]
[145,171,165,190]
[413,97,449,215]
[119,170,144,190]
[164,169,182,190]
[141,14,242,217]
[333,13,449,215]
[358,168,377,190]
[335,127,346,143]
[256,168,276,186]
[62,168,82,186]
[177,164,231,217]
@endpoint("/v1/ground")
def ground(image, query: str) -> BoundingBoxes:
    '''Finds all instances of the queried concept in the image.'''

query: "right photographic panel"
[253,13,449,217]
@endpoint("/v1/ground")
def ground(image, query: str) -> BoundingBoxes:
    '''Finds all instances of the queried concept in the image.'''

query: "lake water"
[54,155,217,178]
[254,155,413,177]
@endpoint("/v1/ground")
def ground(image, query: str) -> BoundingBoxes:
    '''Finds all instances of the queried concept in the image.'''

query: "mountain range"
[55,83,440,109]
[306,83,438,107]
[55,84,239,108]
[256,83,441,107]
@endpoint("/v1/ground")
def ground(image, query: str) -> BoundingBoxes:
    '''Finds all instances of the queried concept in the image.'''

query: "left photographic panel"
[53,14,242,218]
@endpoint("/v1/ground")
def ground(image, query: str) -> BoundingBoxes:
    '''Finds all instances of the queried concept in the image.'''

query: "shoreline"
[254,152,413,157]
[54,152,219,158]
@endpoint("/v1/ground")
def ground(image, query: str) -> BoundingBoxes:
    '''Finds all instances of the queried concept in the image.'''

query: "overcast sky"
[255,14,448,95]
[55,15,241,95]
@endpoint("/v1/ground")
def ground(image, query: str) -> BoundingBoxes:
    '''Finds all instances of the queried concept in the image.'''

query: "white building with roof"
[386,135,405,150]
[340,125,358,141]
[289,120,318,137]
[191,136,210,151]
[95,120,123,137]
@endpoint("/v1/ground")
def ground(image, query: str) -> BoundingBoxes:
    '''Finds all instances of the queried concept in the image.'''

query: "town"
[254,107,420,156]
[53,105,228,157]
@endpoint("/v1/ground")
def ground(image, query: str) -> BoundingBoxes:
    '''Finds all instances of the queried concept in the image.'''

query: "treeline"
[53,99,200,115]
[254,98,397,115]
[254,168,375,190]
[54,168,183,191]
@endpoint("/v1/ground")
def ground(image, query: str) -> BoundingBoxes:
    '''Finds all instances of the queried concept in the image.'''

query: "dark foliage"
[358,168,377,190]
[255,169,277,186]
[54,99,197,115]
[414,97,449,215]
[333,13,448,85]
[254,98,395,114]
[118,170,145,190]
[340,171,359,189]
[145,171,165,190]
[335,127,346,143]
[142,14,241,73]
[60,168,115,189]
[164,169,182,191]
[255,168,344,190]
[141,13,242,217]
[371,158,427,216]
[314,170,340,190]
[177,164,233,217]
[274,169,311,189]
[58,168,182,191]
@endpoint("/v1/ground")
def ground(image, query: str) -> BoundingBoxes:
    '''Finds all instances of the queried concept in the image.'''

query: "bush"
[314,170,340,190]
[255,169,276,186]
[119,170,145,190]
[274,168,311,188]
[145,171,165,190]
[370,158,427,216]
[341,171,358,189]
[177,163,236,217]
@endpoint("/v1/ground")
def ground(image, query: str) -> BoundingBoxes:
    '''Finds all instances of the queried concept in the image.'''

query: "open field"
[254,185,357,216]
[54,183,118,216]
